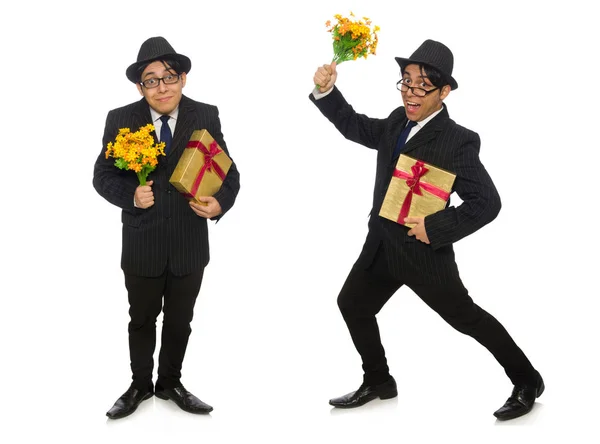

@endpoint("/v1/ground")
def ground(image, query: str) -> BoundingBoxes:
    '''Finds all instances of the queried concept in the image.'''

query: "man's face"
[401,64,450,122]
[136,60,186,115]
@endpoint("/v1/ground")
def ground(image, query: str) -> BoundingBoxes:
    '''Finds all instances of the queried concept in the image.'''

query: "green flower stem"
[137,171,147,185]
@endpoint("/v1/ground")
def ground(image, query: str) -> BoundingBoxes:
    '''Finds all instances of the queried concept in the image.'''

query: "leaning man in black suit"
[94,36,240,419]
[310,40,542,420]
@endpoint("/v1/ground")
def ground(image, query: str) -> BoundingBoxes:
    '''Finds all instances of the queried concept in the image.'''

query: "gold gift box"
[169,129,232,205]
[379,154,455,228]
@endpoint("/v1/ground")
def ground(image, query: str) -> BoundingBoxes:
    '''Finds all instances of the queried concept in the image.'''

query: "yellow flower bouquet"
[326,12,379,64]
[105,124,165,185]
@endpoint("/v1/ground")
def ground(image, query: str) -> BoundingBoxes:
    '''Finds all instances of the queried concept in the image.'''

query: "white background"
[1,0,598,442]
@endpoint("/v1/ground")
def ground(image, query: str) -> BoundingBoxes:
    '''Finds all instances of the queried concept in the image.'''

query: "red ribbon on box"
[392,160,450,224]
[183,139,227,199]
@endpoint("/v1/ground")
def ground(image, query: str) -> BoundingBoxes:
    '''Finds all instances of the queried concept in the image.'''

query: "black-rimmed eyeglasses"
[396,79,439,97]
[140,74,181,89]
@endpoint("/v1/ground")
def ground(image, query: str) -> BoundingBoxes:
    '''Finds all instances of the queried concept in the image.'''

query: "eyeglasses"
[140,74,181,89]
[396,79,439,97]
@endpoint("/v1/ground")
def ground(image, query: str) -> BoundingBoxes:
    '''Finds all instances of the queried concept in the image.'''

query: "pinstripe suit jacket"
[93,95,240,277]
[311,87,501,284]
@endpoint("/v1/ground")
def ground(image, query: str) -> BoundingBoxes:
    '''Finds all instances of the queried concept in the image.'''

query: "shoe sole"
[106,392,153,420]
[380,388,398,400]
[494,407,532,421]
[155,391,213,413]
[330,388,398,408]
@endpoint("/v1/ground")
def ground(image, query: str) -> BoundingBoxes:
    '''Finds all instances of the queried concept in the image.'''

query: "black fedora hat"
[126,36,191,83]
[395,39,458,90]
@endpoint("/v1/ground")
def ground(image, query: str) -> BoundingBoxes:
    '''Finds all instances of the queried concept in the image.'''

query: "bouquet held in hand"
[105,124,165,185]
[326,12,379,64]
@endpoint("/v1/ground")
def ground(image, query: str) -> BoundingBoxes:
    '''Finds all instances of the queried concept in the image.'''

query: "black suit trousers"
[124,267,204,390]
[337,247,537,387]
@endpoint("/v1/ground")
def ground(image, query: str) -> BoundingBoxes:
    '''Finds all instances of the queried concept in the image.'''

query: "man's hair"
[411,63,449,89]
[135,57,184,83]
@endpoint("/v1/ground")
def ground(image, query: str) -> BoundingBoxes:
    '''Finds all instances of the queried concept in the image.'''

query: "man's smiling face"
[401,64,450,122]
[136,60,186,115]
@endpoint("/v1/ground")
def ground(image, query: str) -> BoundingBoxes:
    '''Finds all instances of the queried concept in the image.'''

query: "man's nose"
[157,79,168,91]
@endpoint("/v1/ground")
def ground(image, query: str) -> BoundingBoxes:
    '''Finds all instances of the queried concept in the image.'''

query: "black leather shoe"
[329,377,398,408]
[155,384,213,414]
[493,373,545,420]
[106,386,153,420]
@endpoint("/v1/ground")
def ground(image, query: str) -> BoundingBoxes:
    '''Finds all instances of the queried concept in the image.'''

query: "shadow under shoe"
[330,377,398,408]
[106,386,153,420]
[493,373,545,421]
[155,384,213,414]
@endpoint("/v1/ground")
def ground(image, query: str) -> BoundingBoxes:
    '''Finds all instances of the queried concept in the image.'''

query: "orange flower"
[104,124,165,185]
[326,12,379,64]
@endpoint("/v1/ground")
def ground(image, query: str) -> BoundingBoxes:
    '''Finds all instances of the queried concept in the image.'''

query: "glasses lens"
[143,78,158,88]
[164,74,179,84]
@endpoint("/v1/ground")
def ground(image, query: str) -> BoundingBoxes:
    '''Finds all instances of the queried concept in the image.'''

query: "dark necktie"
[160,115,172,153]
[392,119,418,159]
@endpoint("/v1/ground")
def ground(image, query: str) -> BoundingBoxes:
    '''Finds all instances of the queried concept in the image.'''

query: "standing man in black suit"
[310,40,543,420]
[94,36,240,419]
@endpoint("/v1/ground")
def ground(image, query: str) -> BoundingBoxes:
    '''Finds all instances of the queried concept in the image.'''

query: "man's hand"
[313,61,337,93]
[134,180,154,209]
[405,216,430,244]
[189,196,222,219]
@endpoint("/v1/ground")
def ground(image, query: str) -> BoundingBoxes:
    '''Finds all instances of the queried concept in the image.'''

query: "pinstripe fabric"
[310,86,501,284]
[93,95,240,277]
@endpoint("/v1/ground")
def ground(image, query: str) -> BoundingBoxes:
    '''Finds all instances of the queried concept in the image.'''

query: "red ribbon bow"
[183,139,226,199]
[392,160,450,224]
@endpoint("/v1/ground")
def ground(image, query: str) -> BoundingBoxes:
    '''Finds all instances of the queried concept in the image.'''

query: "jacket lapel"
[170,95,196,159]
[131,98,153,131]
[387,110,409,163]
[401,105,449,156]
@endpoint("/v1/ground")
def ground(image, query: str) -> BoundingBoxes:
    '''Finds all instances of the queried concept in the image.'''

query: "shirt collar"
[414,105,444,129]
[149,106,179,123]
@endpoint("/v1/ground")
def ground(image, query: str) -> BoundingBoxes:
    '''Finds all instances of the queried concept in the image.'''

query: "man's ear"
[440,84,451,100]
[136,83,144,96]
[180,72,187,88]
